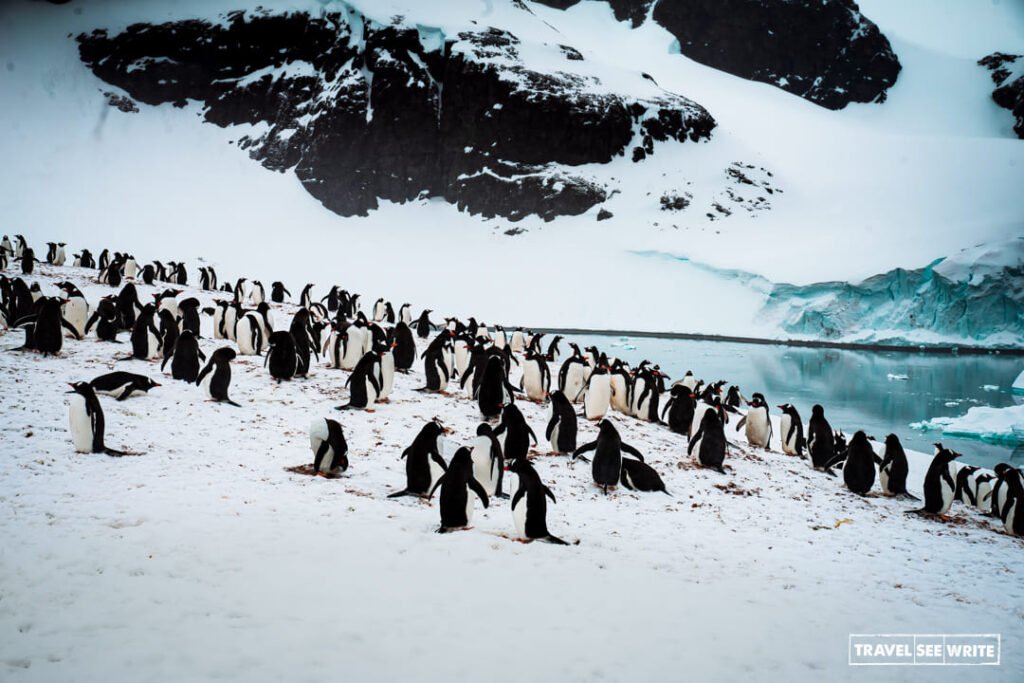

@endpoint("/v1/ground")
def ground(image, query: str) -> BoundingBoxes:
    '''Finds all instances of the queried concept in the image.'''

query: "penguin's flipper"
[735,415,747,431]
[115,386,134,401]
[621,443,645,462]
[224,399,242,408]
[544,535,570,546]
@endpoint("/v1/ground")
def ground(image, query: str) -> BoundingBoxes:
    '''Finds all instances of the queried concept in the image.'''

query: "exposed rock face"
[534,0,900,110]
[77,7,715,221]
[979,52,1024,139]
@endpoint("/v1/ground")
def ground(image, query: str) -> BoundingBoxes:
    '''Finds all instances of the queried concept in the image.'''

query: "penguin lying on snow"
[620,457,669,495]
[430,447,489,534]
[90,371,160,401]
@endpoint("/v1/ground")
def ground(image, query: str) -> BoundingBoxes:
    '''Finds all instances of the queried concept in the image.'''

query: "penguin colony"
[2,233,1023,542]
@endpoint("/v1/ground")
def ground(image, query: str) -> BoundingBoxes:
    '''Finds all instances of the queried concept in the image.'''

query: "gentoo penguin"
[177,297,201,337]
[123,255,137,279]
[477,356,516,419]
[141,263,156,285]
[546,390,578,454]
[620,457,669,494]
[661,385,696,436]
[494,403,538,464]
[430,447,489,534]
[320,286,340,312]
[608,361,633,415]
[376,340,396,401]
[987,463,1016,519]
[807,404,837,474]
[265,331,298,383]
[842,431,876,495]
[78,249,96,269]
[736,393,772,449]
[520,350,551,402]
[19,246,40,275]
[157,309,179,365]
[97,248,109,271]
[271,281,290,303]
[415,309,435,339]
[309,418,348,476]
[724,385,745,410]
[629,366,662,422]
[372,298,386,322]
[300,283,315,309]
[57,282,88,338]
[573,419,643,494]
[582,363,611,421]
[545,335,563,363]
[509,458,568,544]
[53,242,67,266]
[211,300,229,340]
[398,303,412,325]
[14,297,81,355]
[84,297,120,342]
[778,404,805,458]
[559,348,588,403]
[67,382,132,456]
[249,280,265,306]
[196,347,241,407]
[970,471,996,514]
[998,469,1024,536]
[115,283,144,330]
[289,309,318,377]
[389,421,449,498]
[90,371,160,401]
[954,465,981,506]
[46,242,57,264]
[677,370,698,391]
[418,330,451,393]
[688,408,727,474]
[337,350,382,410]
[906,445,960,517]
[470,423,505,498]
[235,311,265,356]
[162,330,206,382]
[509,327,526,353]
[339,321,368,370]
[153,288,181,321]
[878,433,918,499]
[391,321,416,372]
[172,262,187,286]
[0,235,11,257]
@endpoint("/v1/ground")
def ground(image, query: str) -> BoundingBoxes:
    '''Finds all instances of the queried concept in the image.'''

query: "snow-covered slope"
[1,260,1022,681]
[0,0,1022,346]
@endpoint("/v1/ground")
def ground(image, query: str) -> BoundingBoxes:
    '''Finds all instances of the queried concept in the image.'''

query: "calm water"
[565,333,1024,470]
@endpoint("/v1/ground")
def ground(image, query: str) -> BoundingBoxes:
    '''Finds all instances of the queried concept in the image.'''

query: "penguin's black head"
[884,433,900,446]
[811,404,825,417]
[476,423,492,436]
[145,377,161,389]
[67,381,91,395]
[993,463,1013,476]
[598,419,618,436]
[216,347,237,362]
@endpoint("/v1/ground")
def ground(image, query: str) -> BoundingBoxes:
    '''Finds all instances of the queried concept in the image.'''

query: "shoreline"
[527,327,1024,356]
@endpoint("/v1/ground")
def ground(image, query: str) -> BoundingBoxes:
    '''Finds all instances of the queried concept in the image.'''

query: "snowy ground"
[1,261,1022,681]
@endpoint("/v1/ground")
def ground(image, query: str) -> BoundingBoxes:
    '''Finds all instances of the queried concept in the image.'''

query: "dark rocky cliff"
[979,52,1024,139]
[77,6,715,221]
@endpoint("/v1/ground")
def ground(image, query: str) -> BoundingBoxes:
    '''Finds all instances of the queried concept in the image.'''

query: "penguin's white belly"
[549,422,560,452]
[780,415,796,454]
[610,376,629,413]
[633,391,653,421]
[585,377,611,420]
[341,333,363,369]
[471,442,496,496]
[975,481,992,513]
[124,260,137,278]
[523,362,544,401]
[512,495,527,539]
[494,333,506,349]
[1005,499,1019,535]
[162,301,179,319]
[236,322,256,355]
[690,404,712,439]
[745,410,771,447]
[147,332,161,360]
[939,480,955,515]
[63,299,87,336]
[681,377,697,391]
[564,366,585,403]
[224,312,238,341]
[510,333,524,352]
[463,493,476,526]
[212,311,225,339]
[880,464,892,494]
[200,369,215,399]
[68,395,93,453]
[455,345,470,376]
[690,437,703,460]
[379,354,395,399]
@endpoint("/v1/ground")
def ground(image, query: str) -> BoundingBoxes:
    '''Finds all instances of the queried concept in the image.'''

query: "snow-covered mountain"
[1,0,1023,347]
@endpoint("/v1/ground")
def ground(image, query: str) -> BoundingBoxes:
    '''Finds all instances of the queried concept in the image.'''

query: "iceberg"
[911,404,1024,446]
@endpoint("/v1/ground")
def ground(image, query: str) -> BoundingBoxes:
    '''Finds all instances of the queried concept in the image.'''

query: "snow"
[1,260,1023,681]
[913,403,1024,446]
[1,0,1022,347]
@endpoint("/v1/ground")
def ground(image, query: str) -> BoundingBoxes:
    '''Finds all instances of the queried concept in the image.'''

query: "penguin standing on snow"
[196,347,241,407]
[807,404,837,474]
[416,309,435,339]
[300,283,315,309]
[778,404,805,458]
[521,350,551,402]
[572,419,644,494]
[265,331,299,383]
[661,385,696,435]
[621,457,669,495]
[430,447,490,534]
[997,469,1024,536]
[90,371,160,401]
[493,403,537,465]
[546,389,578,454]
[558,347,588,404]
[271,281,291,303]
[736,392,772,449]
[14,297,82,355]
[878,433,917,499]
[509,458,568,544]
[289,309,318,377]
[84,297,120,342]
[249,281,265,306]
[688,408,727,474]
[477,355,518,419]
[18,246,40,275]
[337,350,382,410]
[389,421,449,498]
[470,423,505,498]
[67,381,133,456]
[391,321,416,373]
[954,465,981,506]
[581,363,612,421]
[162,330,206,383]
[986,463,1016,519]
[417,330,451,393]
[57,282,88,338]
[842,431,876,495]
[177,297,202,337]
[309,418,349,476]
[906,445,960,517]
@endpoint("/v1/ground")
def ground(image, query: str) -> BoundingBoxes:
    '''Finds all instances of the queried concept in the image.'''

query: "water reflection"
[568,334,1023,469]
